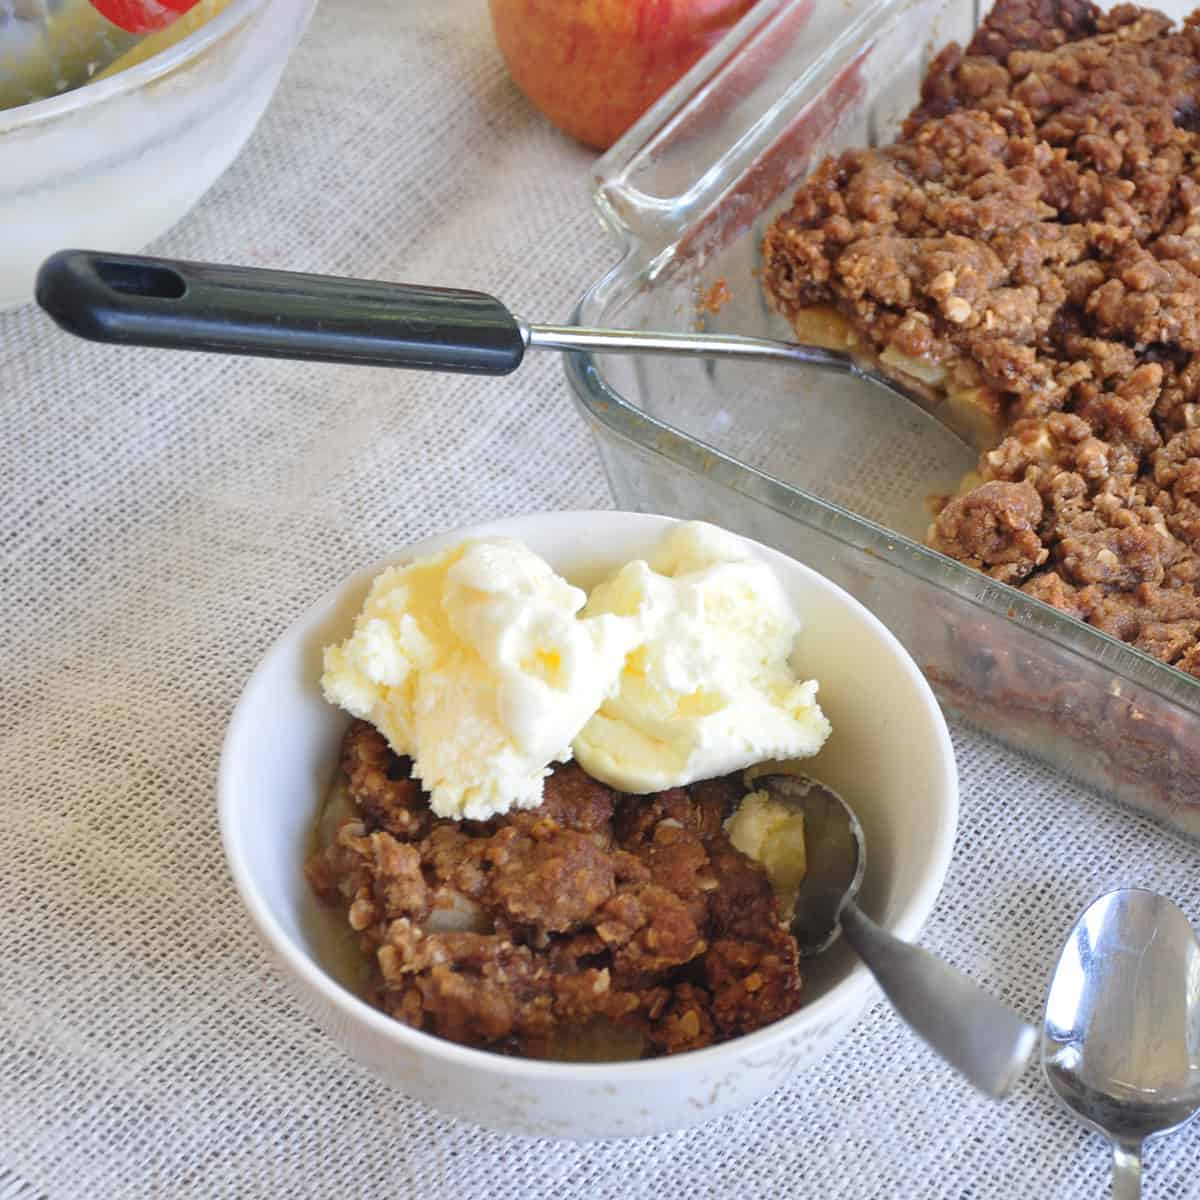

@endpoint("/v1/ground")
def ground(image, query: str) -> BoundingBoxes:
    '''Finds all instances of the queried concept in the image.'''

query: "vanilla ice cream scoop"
[573,522,830,793]
[323,522,829,818]
[321,539,640,820]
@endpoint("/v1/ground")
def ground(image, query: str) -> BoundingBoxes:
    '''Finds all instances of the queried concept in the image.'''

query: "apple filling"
[784,304,1008,451]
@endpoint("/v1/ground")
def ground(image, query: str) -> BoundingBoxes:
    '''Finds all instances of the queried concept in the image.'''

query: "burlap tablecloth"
[3,2,1199,1196]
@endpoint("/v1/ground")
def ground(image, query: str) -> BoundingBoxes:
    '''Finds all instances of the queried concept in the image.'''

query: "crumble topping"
[306,721,802,1059]
[762,0,1200,674]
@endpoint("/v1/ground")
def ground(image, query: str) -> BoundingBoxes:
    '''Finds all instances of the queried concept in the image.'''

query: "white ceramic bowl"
[0,0,316,311]
[219,511,958,1139]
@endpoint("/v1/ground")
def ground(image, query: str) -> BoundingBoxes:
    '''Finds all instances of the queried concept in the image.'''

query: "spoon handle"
[34,249,861,377]
[35,250,528,376]
[1112,1142,1142,1200]
[840,902,1036,1097]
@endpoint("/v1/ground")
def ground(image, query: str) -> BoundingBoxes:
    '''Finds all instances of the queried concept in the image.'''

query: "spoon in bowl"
[752,774,1037,1098]
[1042,888,1200,1199]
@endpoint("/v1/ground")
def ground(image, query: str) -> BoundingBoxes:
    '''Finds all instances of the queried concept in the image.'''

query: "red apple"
[489,0,756,151]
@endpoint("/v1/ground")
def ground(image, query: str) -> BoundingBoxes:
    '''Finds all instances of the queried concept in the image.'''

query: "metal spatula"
[35,249,964,442]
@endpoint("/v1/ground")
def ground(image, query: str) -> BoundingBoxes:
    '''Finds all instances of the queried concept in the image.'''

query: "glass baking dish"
[565,0,1200,837]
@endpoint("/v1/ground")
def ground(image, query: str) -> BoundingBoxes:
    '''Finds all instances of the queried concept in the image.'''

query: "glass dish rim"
[564,0,1200,717]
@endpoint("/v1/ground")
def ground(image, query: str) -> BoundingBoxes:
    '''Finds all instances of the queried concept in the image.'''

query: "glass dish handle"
[589,0,970,270]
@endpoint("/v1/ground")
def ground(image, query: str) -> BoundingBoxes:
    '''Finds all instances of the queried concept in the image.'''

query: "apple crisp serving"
[763,0,1200,678]
[306,721,803,1059]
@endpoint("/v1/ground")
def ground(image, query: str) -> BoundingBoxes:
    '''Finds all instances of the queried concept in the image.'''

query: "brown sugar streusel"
[762,0,1200,677]
[305,721,802,1059]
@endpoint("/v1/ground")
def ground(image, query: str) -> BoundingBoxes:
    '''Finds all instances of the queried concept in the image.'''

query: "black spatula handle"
[35,250,527,376]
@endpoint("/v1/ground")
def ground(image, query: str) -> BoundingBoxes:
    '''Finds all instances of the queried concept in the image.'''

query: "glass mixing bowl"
[0,0,317,310]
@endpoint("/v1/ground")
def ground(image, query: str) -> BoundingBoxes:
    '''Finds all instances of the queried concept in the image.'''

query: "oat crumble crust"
[305,722,802,1058]
[762,0,1200,677]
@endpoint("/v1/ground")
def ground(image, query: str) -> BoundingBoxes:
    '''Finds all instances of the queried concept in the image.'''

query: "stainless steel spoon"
[754,774,1037,1098]
[1042,888,1200,1199]
[33,249,978,450]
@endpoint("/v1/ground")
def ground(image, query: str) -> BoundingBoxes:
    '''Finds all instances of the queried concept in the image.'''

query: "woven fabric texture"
[2,1,1199,1196]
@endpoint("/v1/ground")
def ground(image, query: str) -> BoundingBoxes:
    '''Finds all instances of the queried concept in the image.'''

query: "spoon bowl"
[1042,888,1200,1198]
[752,774,1036,1098]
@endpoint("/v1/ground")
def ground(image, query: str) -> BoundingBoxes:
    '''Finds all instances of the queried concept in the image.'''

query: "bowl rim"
[218,509,959,1080]
[0,0,278,133]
